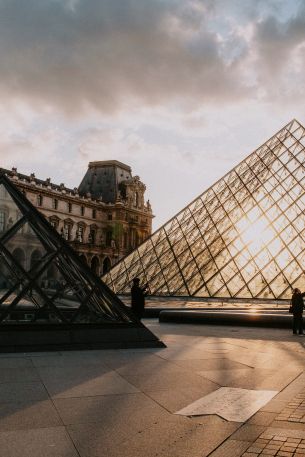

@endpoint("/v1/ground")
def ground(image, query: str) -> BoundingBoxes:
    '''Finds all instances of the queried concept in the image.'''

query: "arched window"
[91,256,100,276]
[102,257,111,274]
[49,217,59,230]
[89,228,96,244]
[79,254,87,265]
[63,222,72,241]
[77,225,84,242]
[12,248,26,269]
[30,249,43,270]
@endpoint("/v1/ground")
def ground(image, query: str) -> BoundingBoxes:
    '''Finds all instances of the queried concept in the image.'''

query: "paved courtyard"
[1,320,305,456]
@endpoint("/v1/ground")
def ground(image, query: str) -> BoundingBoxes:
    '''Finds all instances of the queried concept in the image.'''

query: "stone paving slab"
[120,366,219,392]
[197,368,257,386]
[171,357,252,371]
[38,366,139,398]
[261,399,290,413]
[114,357,187,376]
[0,357,33,368]
[0,426,78,457]
[0,367,40,384]
[248,412,278,427]
[0,381,48,403]
[0,400,62,431]
[30,353,111,368]
[2,322,305,456]
[53,392,168,426]
[74,415,238,457]
[144,384,218,412]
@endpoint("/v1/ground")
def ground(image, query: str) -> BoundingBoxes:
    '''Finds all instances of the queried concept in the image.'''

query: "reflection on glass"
[104,119,305,299]
[0,177,133,325]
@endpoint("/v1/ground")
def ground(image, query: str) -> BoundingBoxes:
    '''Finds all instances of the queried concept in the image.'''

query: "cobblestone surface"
[277,392,305,423]
[242,432,305,456]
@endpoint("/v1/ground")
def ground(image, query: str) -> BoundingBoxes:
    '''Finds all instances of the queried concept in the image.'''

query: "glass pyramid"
[0,173,140,325]
[103,119,305,300]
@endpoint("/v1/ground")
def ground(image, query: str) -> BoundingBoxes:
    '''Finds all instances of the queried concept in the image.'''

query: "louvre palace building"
[0,160,153,277]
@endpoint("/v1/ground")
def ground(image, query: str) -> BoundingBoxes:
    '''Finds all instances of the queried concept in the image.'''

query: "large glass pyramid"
[103,119,305,300]
[0,172,163,350]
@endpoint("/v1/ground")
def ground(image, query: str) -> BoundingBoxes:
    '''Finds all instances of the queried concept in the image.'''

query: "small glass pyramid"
[0,175,137,325]
[103,119,305,300]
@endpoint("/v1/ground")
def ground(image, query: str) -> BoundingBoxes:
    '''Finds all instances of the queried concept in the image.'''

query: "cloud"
[0,0,255,114]
[0,0,305,230]
[0,0,304,115]
[251,1,305,100]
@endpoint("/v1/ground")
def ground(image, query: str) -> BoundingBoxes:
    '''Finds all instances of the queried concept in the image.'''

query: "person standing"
[291,288,305,335]
[131,277,148,320]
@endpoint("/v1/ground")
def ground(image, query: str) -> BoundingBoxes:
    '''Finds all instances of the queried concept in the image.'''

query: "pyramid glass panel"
[0,184,24,238]
[0,173,144,325]
[104,119,305,300]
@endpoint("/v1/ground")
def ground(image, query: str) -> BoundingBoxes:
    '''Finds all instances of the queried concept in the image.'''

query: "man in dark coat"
[131,277,148,320]
[291,288,305,335]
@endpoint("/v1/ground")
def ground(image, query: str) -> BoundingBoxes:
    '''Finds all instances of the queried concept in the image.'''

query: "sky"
[0,0,305,230]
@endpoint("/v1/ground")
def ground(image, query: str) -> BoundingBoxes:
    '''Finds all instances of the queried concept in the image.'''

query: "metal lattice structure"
[0,172,139,325]
[103,119,305,300]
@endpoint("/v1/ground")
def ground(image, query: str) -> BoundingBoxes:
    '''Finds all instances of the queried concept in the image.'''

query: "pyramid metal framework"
[103,119,305,300]
[0,172,142,326]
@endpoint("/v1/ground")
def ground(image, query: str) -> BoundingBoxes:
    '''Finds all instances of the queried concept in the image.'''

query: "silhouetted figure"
[131,277,148,320]
[291,288,305,335]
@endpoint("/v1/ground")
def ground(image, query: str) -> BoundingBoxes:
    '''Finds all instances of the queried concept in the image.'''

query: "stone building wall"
[0,161,153,277]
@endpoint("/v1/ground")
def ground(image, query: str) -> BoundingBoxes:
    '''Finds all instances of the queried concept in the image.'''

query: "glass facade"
[103,119,305,299]
[0,175,134,325]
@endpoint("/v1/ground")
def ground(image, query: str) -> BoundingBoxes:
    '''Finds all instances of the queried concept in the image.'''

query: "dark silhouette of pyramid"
[103,119,305,300]
[0,173,163,350]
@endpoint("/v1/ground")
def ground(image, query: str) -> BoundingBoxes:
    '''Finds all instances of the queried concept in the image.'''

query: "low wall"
[0,323,165,352]
[159,310,293,328]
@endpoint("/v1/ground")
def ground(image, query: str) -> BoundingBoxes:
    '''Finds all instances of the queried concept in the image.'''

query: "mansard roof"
[78,160,133,203]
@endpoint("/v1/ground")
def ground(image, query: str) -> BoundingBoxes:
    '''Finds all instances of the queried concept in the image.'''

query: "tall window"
[80,206,85,216]
[49,218,58,230]
[68,202,72,213]
[89,229,96,244]
[52,198,58,210]
[0,211,5,233]
[37,194,43,206]
[77,225,84,242]
[133,192,138,207]
[63,223,71,241]
[92,209,96,219]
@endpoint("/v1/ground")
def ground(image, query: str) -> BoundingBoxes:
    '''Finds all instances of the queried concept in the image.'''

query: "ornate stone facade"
[0,160,153,276]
